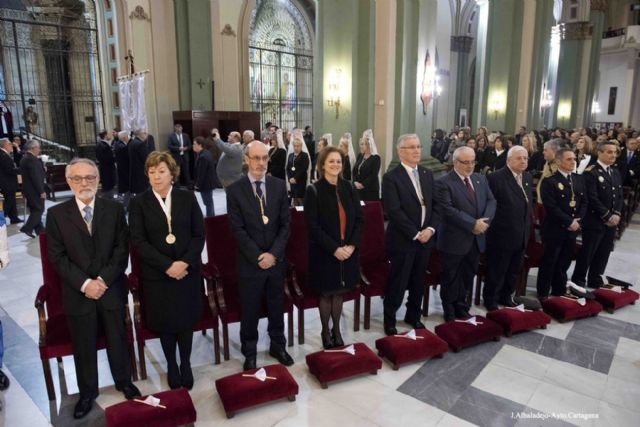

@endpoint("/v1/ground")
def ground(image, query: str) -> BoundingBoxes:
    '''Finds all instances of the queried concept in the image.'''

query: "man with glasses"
[382,134,440,335]
[435,146,496,321]
[484,146,533,310]
[19,140,46,238]
[226,141,293,370]
[46,158,140,419]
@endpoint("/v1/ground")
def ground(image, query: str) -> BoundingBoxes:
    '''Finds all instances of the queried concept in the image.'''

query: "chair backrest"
[204,214,241,312]
[128,246,151,320]
[359,201,386,265]
[425,249,442,286]
[533,203,545,225]
[285,208,310,288]
[38,232,65,318]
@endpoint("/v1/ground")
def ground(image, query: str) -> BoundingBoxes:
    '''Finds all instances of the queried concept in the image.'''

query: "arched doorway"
[248,0,314,131]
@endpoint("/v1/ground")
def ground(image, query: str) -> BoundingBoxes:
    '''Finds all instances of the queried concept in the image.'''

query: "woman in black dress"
[286,136,310,205]
[338,133,355,182]
[267,130,286,180]
[352,129,381,201]
[304,146,364,349]
[492,136,507,172]
[129,151,204,390]
[522,134,544,175]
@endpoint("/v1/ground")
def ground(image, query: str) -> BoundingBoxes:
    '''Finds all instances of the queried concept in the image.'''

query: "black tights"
[159,330,193,368]
[318,295,344,338]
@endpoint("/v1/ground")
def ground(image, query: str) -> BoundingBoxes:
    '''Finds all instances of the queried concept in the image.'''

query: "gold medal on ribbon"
[262,215,269,225]
[166,233,176,244]
[569,200,576,207]
[558,183,564,190]
[291,166,296,171]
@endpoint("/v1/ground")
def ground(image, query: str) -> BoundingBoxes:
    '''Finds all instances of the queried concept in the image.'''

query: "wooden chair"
[203,214,294,361]
[286,208,361,344]
[358,202,389,329]
[34,233,138,401]
[421,249,442,316]
[128,247,220,379]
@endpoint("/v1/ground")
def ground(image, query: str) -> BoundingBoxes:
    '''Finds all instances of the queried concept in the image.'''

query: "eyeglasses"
[248,155,269,162]
[68,175,97,183]
[400,145,421,150]
[455,160,476,166]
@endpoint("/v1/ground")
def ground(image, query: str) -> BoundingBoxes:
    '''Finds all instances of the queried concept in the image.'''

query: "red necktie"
[464,177,475,202]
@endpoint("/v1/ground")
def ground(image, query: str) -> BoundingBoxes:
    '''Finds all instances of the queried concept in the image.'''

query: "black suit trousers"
[440,244,480,313]
[23,195,44,233]
[0,187,18,219]
[175,154,191,187]
[483,244,525,305]
[536,235,575,297]
[239,263,287,358]
[383,246,430,326]
[571,227,615,287]
[66,302,130,398]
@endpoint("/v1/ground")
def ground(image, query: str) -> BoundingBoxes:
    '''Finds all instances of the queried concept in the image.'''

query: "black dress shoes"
[498,297,518,308]
[180,363,194,390]
[443,313,455,322]
[116,383,141,400]
[331,329,344,347]
[73,396,94,419]
[384,324,398,336]
[484,303,499,312]
[404,319,426,329]
[321,330,334,349]
[167,363,182,389]
[19,227,35,238]
[9,217,23,224]
[243,357,257,371]
[455,309,471,319]
[269,348,294,366]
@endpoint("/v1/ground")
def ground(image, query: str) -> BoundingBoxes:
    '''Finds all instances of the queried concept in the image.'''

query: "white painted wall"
[594,50,633,124]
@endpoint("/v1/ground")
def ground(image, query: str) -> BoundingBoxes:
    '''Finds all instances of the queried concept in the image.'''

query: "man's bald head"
[245,140,269,180]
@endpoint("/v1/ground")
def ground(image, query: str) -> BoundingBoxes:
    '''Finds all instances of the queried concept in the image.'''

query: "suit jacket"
[435,171,496,255]
[226,175,290,274]
[540,171,588,239]
[128,137,151,193]
[616,148,640,185]
[113,139,130,193]
[215,139,244,186]
[19,152,46,200]
[46,197,129,316]
[95,139,116,192]
[168,132,192,162]
[382,164,440,253]
[582,163,624,230]
[194,149,217,191]
[486,167,533,250]
[128,188,205,281]
[0,148,18,192]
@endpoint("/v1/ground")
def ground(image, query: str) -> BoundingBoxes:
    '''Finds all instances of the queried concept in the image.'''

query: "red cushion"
[592,288,639,310]
[486,308,551,336]
[541,297,603,321]
[215,364,298,417]
[375,329,448,369]
[434,316,503,352]
[305,342,382,387]
[105,388,196,427]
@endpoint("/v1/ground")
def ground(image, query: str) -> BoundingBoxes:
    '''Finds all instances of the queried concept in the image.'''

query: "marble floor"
[0,189,639,427]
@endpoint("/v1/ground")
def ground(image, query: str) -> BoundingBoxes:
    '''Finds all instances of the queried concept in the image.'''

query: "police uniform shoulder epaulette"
[584,165,595,172]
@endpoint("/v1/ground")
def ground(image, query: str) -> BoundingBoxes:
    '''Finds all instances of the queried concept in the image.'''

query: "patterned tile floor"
[0,190,638,426]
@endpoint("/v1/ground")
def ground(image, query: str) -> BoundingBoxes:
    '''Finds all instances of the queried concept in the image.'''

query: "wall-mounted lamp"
[558,102,571,119]
[591,100,601,115]
[541,90,553,110]
[489,95,505,120]
[327,68,343,119]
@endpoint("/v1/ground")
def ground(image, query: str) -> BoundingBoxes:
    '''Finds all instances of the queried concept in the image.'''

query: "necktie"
[566,173,572,184]
[463,177,475,201]
[607,167,611,176]
[412,169,424,204]
[83,206,92,233]
[255,180,263,198]
[629,152,633,162]
[516,174,529,202]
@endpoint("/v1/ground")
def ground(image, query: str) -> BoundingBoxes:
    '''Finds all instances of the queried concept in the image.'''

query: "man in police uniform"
[536,147,588,299]
[571,140,623,288]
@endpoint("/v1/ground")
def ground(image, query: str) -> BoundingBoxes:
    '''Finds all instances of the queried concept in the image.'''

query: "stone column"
[451,35,473,126]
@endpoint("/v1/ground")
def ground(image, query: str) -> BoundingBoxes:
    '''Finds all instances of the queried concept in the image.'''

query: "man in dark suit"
[129,128,153,195]
[435,146,496,321]
[571,141,624,289]
[113,130,130,196]
[168,124,192,187]
[19,140,46,238]
[484,146,533,310]
[226,141,293,370]
[615,137,639,186]
[0,138,22,224]
[382,134,440,335]
[46,158,140,419]
[537,148,588,298]
[95,130,116,196]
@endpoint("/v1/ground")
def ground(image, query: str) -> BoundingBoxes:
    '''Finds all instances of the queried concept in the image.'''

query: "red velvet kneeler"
[434,316,503,352]
[486,308,551,336]
[305,342,382,388]
[105,388,196,427]
[375,329,448,370]
[592,288,639,312]
[215,364,298,418]
[541,296,603,322]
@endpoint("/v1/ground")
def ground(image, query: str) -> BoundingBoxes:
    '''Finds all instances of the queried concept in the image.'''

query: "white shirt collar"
[248,173,265,185]
[597,159,610,170]
[401,162,418,175]
[75,196,95,213]
[454,169,471,181]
